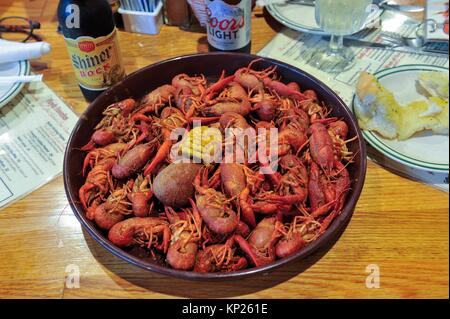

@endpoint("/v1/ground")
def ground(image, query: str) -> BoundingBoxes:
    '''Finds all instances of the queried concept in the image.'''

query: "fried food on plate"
[355,71,449,140]
[417,71,449,100]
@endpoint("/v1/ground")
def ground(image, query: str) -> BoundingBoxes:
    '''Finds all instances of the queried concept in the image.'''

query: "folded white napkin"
[0,39,51,64]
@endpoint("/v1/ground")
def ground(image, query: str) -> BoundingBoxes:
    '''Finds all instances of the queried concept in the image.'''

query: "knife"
[286,0,424,13]
[344,39,391,49]
[322,36,449,56]
[379,3,424,13]
[321,36,394,49]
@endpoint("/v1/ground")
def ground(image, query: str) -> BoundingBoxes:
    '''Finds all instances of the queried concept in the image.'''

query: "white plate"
[266,3,382,35]
[0,60,30,109]
[353,64,449,173]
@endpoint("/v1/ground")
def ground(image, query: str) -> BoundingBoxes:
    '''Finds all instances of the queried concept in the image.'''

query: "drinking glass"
[311,0,374,72]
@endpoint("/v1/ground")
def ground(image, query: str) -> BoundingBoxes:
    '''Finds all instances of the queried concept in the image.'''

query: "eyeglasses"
[0,16,42,42]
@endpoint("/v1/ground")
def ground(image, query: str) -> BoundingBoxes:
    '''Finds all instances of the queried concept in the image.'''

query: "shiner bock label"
[205,0,251,51]
[64,28,125,91]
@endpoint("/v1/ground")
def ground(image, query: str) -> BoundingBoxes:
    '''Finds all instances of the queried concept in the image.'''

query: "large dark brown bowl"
[64,53,367,281]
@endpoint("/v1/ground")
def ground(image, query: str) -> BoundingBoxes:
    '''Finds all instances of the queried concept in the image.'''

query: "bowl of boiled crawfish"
[64,53,367,280]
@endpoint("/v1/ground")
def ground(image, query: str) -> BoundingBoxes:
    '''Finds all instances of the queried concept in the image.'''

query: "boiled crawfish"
[194,237,247,273]
[235,217,281,267]
[108,217,171,252]
[194,167,239,235]
[94,184,132,230]
[165,201,202,270]
[127,175,153,217]
[77,60,358,273]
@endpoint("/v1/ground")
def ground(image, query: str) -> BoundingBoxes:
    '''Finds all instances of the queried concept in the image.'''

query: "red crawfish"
[127,175,153,217]
[79,157,115,219]
[275,216,322,258]
[165,200,202,271]
[139,84,176,113]
[112,144,155,179]
[108,217,171,252]
[172,73,206,97]
[308,161,351,219]
[143,107,187,176]
[194,167,239,235]
[94,185,132,230]
[82,142,127,176]
[194,236,247,273]
[308,122,335,175]
[82,99,137,151]
[235,217,282,267]
[252,155,308,216]
[202,82,251,117]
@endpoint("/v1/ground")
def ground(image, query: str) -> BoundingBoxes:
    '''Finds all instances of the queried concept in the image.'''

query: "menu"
[259,11,449,191]
[0,82,78,209]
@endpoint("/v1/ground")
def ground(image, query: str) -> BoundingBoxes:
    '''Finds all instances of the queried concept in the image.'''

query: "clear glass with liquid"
[311,0,373,72]
[315,0,372,35]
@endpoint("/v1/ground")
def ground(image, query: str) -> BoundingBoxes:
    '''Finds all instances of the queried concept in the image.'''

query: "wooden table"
[0,0,448,299]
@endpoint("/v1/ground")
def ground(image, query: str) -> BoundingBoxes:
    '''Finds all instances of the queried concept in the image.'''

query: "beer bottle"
[205,0,252,53]
[57,0,126,102]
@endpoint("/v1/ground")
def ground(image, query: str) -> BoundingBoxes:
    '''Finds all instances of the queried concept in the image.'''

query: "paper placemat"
[259,11,449,192]
[0,81,79,210]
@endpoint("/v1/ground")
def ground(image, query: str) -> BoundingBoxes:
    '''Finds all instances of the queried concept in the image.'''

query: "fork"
[381,31,425,48]
[381,31,449,55]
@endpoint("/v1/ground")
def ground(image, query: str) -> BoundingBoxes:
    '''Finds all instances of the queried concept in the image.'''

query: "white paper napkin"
[0,39,51,64]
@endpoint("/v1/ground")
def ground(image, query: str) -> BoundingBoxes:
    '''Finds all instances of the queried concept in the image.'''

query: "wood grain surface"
[0,0,448,299]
